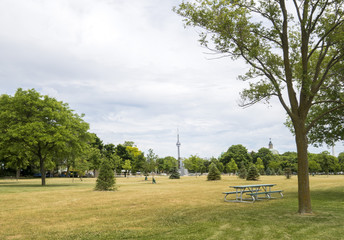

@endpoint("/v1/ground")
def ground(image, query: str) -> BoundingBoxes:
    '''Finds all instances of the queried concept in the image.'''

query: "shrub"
[207,163,221,181]
[238,163,248,179]
[169,167,180,179]
[246,164,259,181]
[95,159,116,191]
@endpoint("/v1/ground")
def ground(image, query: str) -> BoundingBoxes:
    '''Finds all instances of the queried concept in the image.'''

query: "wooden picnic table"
[223,184,283,203]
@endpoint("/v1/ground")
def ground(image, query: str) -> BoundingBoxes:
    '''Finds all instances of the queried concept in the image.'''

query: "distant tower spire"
[269,138,273,149]
[176,129,181,167]
[176,129,187,176]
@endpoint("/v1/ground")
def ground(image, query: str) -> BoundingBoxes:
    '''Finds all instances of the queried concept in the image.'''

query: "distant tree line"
[1,89,343,185]
[183,144,344,176]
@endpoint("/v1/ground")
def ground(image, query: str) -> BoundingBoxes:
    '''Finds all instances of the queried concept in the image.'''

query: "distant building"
[268,139,279,155]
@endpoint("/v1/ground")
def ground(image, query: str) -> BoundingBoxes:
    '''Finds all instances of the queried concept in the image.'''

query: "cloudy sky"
[1,0,342,158]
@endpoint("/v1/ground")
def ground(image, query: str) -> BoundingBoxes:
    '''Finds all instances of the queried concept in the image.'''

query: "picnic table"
[223,184,283,203]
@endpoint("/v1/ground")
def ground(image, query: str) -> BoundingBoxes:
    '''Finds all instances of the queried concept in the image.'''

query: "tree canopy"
[0,88,91,185]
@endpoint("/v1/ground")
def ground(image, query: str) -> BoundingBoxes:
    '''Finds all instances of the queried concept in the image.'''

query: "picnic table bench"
[246,190,283,200]
[223,184,283,203]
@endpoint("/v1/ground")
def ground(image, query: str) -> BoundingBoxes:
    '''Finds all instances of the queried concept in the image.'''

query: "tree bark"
[295,124,312,214]
[16,168,20,180]
[40,157,46,186]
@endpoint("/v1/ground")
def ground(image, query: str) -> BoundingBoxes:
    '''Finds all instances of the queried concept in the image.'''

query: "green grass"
[0,175,343,240]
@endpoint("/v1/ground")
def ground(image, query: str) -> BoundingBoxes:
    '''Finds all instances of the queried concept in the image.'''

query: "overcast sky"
[1,0,343,158]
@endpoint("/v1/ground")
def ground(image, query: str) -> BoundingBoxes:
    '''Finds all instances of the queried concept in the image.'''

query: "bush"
[246,164,259,181]
[285,167,292,179]
[95,159,116,191]
[169,167,180,179]
[207,163,221,181]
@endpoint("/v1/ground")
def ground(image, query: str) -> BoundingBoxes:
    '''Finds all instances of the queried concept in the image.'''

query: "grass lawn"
[0,175,343,240]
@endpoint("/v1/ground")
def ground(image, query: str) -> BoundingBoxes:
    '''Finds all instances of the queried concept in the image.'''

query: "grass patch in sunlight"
[0,175,343,239]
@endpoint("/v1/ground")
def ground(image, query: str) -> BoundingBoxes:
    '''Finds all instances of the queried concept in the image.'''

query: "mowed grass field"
[0,175,343,240]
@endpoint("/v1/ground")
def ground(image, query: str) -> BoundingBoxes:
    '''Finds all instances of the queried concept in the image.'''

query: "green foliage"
[169,167,181,179]
[85,144,102,176]
[268,160,281,172]
[122,160,132,177]
[184,155,205,175]
[157,156,178,173]
[207,163,221,181]
[95,159,116,191]
[238,162,247,179]
[144,149,158,175]
[284,167,292,179]
[246,164,259,181]
[126,145,146,174]
[276,168,284,176]
[317,151,340,174]
[255,157,265,175]
[265,167,272,176]
[219,144,251,167]
[226,158,238,174]
[253,148,275,169]
[175,0,344,214]
[0,88,90,185]
[308,159,321,173]
[210,157,224,173]
[338,152,344,163]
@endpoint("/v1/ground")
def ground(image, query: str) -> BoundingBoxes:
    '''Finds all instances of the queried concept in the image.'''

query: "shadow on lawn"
[312,187,344,202]
[0,182,76,188]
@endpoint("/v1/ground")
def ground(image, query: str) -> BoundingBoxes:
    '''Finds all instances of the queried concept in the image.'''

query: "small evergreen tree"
[265,167,272,176]
[238,162,247,179]
[169,167,180,179]
[276,168,284,176]
[207,163,221,181]
[95,159,116,191]
[246,164,259,181]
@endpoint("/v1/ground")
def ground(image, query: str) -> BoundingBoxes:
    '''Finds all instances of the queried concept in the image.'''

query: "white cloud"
[0,0,343,158]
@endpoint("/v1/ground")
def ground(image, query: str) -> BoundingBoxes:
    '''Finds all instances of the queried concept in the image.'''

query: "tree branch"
[308,19,344,60]
[306,104,344,133]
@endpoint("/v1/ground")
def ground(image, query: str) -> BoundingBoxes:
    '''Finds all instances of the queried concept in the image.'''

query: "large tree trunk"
[40,158,46,186]
[295,125,312,214]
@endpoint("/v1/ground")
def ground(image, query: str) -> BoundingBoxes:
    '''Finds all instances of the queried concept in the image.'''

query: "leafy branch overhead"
[175,0,344,145]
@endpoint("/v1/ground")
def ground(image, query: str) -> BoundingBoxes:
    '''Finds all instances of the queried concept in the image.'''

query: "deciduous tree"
[226,158,238,174]
[0,89,90,185]
[175,0,344,214]
[184,155,205,176]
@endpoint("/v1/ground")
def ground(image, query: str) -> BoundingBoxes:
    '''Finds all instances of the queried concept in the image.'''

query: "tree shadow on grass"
[0,182,76,188]
[312,188,344,203]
